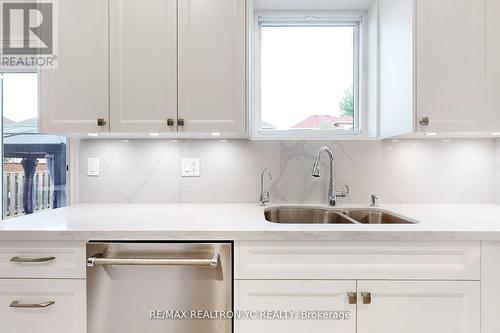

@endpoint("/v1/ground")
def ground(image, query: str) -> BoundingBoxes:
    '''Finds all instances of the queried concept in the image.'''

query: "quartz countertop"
[1,203,500,241]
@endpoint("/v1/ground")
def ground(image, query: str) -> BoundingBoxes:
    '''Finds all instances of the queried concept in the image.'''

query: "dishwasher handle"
[87,253,219,268]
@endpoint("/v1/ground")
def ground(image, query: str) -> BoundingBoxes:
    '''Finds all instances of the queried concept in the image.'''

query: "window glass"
[1,73,67,219]
[259,23,358,134]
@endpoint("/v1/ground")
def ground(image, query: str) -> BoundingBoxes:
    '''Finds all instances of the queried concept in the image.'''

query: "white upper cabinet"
[357,281,480,333]
[415,0,485,133]
[109,0,177,133]
[178,0,246,134]
[379,0,498,137]
[486,0,500,132]
[39,0,109,133]
[39,0,245,136]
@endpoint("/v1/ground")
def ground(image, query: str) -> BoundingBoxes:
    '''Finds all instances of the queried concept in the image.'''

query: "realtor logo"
[2,2,53,54]
[1,1,56,68]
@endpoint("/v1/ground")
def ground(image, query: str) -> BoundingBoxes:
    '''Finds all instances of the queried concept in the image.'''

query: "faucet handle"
[335,184,350,198]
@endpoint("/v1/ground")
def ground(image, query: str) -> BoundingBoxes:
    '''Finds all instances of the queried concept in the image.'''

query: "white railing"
[2,171,54,218]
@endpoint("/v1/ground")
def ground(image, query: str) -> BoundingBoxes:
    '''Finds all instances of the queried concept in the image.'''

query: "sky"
[2,73,38,122]
[261,26,354,130]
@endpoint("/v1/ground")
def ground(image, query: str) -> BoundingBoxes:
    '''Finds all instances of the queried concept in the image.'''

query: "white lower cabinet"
[0,279,86,333]
[235,280,356,333]
[235,280,480,333]
[357,281,480,333]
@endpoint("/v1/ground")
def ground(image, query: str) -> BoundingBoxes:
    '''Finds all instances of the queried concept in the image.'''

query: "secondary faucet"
[312,146,349,206]
[259,168,272,206]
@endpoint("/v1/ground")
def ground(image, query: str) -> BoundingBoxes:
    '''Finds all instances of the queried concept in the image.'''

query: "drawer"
[0,279,86,333]
[0,241,86,279]
[235,241,480,280]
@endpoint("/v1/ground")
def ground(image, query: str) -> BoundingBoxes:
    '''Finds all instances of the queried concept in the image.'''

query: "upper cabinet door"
[415,0,485,132]
[486,0,500,132]
[39,0,108,133]
[357,281,480,333]
[109,0,177,133]
[178,0,246,134]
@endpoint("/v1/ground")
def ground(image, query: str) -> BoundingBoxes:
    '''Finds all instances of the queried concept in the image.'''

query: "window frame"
[251,12,365,139]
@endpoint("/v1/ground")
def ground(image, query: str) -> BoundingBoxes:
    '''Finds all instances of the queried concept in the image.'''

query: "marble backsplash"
[78,139,497,205]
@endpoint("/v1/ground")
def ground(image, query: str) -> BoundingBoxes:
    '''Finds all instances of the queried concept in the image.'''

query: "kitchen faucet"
[259,168,272,206]
[312,146,349,206]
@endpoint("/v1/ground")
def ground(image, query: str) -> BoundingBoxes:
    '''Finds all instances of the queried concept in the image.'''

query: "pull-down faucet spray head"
[311,146,349,206]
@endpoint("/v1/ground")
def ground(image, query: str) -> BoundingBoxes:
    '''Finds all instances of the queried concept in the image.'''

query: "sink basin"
[337,208,418,224]
[264,207,356,224]
[264,207,418,224]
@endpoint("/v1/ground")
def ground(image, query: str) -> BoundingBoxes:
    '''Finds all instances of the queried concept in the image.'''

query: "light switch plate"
[87,158,100,176]
[181,158,200,177]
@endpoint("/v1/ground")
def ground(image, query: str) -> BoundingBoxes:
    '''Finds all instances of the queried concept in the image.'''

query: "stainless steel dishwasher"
[86,242,232,333]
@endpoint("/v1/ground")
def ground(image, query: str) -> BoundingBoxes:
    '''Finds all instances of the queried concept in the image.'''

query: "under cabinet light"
[424,132,437,136]
[149,133,159,137]
[87,133,98,137]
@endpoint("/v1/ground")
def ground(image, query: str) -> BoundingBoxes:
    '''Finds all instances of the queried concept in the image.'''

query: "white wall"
[78,139,496,205]
[496,139,500,203]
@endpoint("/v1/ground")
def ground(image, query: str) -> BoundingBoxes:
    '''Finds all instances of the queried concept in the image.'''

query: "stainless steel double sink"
[264,207,418,224]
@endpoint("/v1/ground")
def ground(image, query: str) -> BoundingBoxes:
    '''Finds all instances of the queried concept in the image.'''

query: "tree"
[339,87,354,117]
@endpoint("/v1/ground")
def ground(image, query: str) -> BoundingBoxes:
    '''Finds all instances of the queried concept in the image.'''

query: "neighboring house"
[291,115,354,130]
[4,162,49,173]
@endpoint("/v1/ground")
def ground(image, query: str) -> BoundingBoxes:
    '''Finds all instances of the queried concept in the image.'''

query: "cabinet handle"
[348,292,357,304]
[166,118,175,127]
[97,117,106,126]
[419,117,429,126]
[10,256,56,263]
[10,301,55,308]
[361,292,372,304]
[177,118,185,127]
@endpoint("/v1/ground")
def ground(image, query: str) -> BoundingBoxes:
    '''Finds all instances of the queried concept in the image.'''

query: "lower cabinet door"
[0,279,86,333]
[357,281,480,333]
[235,280,356,333]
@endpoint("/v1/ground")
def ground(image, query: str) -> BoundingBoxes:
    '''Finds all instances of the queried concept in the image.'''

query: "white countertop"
[1,203,500,241]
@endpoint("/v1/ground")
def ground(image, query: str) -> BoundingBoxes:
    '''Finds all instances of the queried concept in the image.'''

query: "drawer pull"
[10,256,56,263]
[9,301,55,308]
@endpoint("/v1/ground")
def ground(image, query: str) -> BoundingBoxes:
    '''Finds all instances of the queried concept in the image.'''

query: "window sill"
[250,130,379,141]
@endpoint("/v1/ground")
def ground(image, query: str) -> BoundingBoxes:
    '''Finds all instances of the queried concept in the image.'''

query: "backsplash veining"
[78,139,497,204]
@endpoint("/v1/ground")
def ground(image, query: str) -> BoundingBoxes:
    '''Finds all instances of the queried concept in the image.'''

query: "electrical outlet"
[181,158,200,177]
[87,158,100,176]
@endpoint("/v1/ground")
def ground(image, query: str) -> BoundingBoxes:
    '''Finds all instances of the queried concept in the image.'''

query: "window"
[1,73,67,219]
[254,16,361,137]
